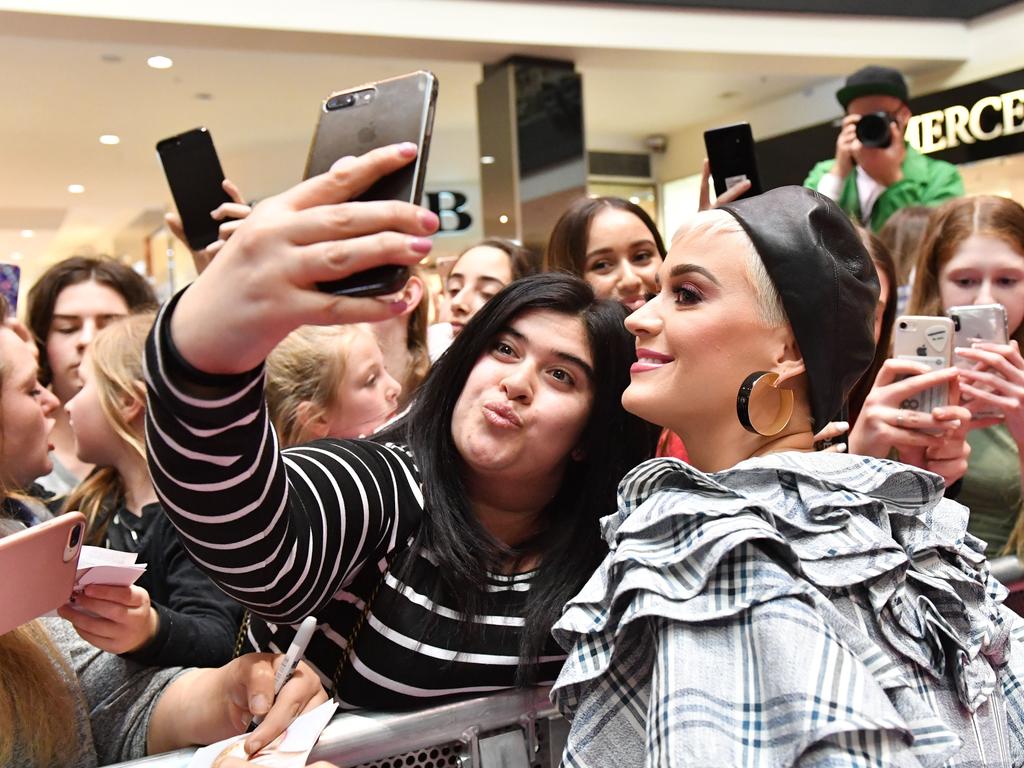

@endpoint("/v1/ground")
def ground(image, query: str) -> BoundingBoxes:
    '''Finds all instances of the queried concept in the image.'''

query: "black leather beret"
[720,187,879,432]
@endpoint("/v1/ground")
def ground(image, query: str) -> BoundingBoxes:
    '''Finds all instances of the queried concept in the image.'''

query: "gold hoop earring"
[736,371,794,437]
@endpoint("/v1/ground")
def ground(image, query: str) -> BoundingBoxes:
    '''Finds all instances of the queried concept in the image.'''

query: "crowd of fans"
[4,62,1024,767]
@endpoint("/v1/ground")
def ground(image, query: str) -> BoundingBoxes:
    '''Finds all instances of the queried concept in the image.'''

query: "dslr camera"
[855,112,895,149]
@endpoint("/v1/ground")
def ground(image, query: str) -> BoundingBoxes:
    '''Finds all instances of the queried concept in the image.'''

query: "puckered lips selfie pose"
[144,144,652,709]
[551,187,1024,766]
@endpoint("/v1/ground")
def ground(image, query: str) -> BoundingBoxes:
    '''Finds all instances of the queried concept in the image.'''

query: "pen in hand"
[246,615,318,733]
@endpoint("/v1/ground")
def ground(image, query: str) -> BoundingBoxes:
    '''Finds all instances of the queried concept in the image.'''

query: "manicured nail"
[398,142,418,157]
[832,421,849,433]
[419,210,440,230]
[409,236,433,255]
[249,694,268,715]
[834,443,847,453]
[246,739,262,756]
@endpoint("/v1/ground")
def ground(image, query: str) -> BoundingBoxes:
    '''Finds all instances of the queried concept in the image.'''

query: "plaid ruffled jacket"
[552,451,1024,767]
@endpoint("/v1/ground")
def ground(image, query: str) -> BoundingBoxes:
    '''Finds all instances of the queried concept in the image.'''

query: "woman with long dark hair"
[144,145,652,707]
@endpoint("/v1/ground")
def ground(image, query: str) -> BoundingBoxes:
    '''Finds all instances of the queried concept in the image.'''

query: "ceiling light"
[67,184,85,194]
[9,252,23,262]
[147,55,173,70]
[20,229,34,238]
[99,134,120,145]
[480,155,496,165]
[498,215,509,224]
[629,196,641,204]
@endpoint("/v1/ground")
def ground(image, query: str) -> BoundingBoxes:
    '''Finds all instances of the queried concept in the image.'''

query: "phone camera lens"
[327,93,357,111]
[898,321,908,330]
[69,524,82,548]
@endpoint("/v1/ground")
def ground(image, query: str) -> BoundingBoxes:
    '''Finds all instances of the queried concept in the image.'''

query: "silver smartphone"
[948,303,1009,418]
[304,71,438,297]
[892,315,954,424]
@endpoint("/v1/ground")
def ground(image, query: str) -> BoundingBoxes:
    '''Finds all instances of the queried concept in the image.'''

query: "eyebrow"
[51,313,125,322]
[503,327,595,382]
[667,263,722,286]
[448,273,506,289]
[586,239,657,258]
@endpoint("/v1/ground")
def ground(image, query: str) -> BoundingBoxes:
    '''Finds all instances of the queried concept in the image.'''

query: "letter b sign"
[426,191,472,232]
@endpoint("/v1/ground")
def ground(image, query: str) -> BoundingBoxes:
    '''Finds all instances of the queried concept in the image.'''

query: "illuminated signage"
[907,89,1024,154]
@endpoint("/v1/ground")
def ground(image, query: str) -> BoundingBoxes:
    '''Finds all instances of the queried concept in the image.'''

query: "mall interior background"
[1,0,1022,303]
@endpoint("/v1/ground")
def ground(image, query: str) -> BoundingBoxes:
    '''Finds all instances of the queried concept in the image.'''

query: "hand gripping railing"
[104,686,566,768]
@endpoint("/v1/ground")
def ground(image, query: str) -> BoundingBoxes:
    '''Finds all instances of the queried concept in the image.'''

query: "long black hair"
[377,272,654,682]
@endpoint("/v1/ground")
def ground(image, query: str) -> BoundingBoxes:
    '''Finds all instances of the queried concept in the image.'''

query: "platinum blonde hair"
[672,209,786,329]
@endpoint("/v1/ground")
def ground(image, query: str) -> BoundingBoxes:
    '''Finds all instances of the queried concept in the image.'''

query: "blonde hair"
[676,211,786,329]
[266,324,373,447]
[62,312,154,545]
[0,297,77,765]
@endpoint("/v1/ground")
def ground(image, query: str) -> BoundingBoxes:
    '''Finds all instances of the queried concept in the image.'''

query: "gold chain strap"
[233,610,251,658]
[331,555,392,700]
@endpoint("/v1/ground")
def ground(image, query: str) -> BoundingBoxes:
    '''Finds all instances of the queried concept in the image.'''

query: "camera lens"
[855,112,893,149]
[898,321,908,330]
[327,93,357,111]
[69,524,82,548]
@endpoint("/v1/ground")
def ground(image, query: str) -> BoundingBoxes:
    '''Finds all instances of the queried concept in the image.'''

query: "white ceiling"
[0,1,973,285]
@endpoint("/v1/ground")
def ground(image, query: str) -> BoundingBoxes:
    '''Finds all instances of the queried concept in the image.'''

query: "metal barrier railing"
[105,686,564,768]
[990,555,1024,587]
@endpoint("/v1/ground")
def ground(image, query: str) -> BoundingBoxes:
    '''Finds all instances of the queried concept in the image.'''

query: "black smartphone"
[703,122,763,200]
[304,70,438,297]
[156,127,234,251]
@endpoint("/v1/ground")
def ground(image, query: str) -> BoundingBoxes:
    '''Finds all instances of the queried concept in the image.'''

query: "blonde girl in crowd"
[58,312,241,666]
[0,301,326,767]
[26,256,156,496]
[266,323,402,447]
[908,194,1024,556]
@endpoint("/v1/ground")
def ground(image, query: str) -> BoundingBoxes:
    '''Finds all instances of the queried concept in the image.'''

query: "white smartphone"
[892,315,954,422]
[948,303,1009,418]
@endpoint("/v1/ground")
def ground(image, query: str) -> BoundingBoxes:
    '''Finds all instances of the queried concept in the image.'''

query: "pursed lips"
[482,401,523,429]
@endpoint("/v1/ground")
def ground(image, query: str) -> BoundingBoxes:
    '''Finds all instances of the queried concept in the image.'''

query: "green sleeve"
[803,158,836,190]
[869,159,964,230]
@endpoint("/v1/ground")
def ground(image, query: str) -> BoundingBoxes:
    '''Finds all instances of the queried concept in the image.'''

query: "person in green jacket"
[803,65,963,231]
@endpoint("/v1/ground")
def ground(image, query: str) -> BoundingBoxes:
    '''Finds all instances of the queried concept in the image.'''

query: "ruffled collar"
[609,451,1011,712]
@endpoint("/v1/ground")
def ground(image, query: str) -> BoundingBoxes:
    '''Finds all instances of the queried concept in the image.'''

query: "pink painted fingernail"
[409,236,433,255]
[419,210,440,230]
[398,142,418,157]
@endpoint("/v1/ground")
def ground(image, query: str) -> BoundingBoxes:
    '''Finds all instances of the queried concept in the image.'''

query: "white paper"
[188,700,339,768]
[73,545,146,591]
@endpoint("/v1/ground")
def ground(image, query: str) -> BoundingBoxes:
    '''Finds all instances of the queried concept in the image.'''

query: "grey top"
[8,619,186,768]
[36,451,81,497]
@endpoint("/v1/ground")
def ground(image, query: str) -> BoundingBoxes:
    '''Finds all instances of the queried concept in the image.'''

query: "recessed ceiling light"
[480,155,496,165]
[68,184,85,194]
[629,196,641,204]
[99,134,120,145]
[9,252,23,262]
[147,55,173,70]
[20,229,34,239]
[498,215,509,224]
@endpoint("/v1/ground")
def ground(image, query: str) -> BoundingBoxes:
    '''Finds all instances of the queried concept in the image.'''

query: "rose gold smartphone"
[0,512,85,634]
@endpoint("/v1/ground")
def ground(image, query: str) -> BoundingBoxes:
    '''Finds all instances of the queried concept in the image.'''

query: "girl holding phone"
[907,195,1024,556]
[143,145,653,708]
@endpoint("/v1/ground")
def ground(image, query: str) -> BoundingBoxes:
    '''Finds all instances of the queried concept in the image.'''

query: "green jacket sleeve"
[869,154,964,231]
[803,158,836,190]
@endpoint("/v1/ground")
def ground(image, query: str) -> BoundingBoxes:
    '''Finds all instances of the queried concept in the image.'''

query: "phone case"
[948,303,1009,418]
[703,122,762,200]
[0,263,20,314]
[156,127,234,251]
[303,70,437,204]
[892,316,954,420]
[0,512,85,634]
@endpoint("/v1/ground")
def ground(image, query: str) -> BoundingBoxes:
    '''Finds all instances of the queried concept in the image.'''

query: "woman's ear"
[395,275,425,318]
[294,400,329,442]
[772,330,806,389]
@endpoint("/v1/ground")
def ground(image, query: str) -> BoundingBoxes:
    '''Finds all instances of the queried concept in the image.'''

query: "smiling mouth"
[632,347,674,373]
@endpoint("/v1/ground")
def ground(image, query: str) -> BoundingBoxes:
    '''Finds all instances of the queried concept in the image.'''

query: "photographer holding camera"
[804,65,963,231]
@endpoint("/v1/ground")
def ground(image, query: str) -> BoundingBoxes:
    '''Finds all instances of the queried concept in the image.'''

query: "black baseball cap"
[836,65,909,109]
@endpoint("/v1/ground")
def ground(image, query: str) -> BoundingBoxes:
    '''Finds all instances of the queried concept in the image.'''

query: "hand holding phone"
[892,315,955,431]
[157,127,237,252]
[304,71,437,297]
[703,122,762,202]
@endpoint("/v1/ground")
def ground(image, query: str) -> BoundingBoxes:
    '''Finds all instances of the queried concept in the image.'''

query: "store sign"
[908,89,1024,154]
[426,191,472,233]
